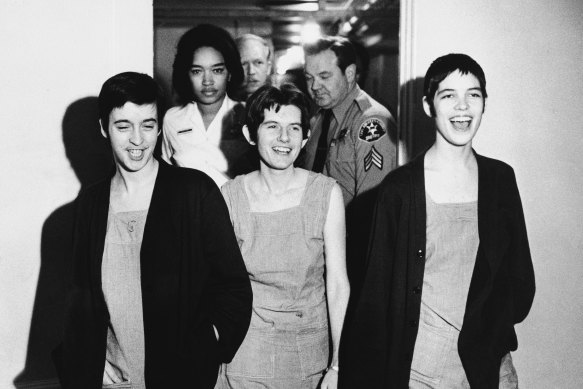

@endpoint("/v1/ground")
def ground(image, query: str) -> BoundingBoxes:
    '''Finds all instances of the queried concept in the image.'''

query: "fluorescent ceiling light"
[363,33,383,47]
[301,21,321,44]
[340,21,352,34]
[264,2,318,12]
[276,45,305,74]
[289,35,301,44]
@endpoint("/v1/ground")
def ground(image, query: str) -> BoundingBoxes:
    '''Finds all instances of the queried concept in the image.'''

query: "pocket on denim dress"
[225,331,275,379]
[410,321,451,381]
[297,325,329,380]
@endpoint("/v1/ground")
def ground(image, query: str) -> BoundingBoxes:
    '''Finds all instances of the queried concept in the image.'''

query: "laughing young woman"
[216,84,350,389]
[342,54,535,388]
[54,72,251,389]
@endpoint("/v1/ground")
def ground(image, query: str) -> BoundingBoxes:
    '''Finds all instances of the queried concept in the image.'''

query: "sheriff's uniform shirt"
[302,85,397,207]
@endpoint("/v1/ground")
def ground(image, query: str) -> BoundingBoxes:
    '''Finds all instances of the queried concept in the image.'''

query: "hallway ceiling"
[155,0,399,51]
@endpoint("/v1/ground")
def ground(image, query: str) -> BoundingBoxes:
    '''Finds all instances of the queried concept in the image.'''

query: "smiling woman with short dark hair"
[216,84,350,389]
[342,54,535,388]
[54,72,252,389]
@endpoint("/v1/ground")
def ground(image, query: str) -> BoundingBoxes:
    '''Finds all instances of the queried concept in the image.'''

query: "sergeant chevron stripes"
[364,146,383,171]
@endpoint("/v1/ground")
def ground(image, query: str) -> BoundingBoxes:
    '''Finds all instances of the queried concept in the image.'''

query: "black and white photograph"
[1,0,581,388]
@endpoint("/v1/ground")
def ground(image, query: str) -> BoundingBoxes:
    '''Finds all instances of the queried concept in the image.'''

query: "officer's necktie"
[312,109,333,173]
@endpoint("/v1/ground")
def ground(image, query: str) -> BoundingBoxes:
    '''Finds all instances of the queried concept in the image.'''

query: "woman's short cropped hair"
[98,72,164,132]
[423,53,487,116]
[245,84,312,143]
[172,24,244,104]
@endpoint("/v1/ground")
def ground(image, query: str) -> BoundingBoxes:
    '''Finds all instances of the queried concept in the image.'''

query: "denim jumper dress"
[409,194,517,388]
[217,172,335,389]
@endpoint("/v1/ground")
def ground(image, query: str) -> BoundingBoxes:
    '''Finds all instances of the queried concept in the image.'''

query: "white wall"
[1,0,582,387]
[406,0,583,387]
[0,1,153,387]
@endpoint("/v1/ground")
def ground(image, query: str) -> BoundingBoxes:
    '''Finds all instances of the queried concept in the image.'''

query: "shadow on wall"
[14,97,113,388]
[400,77,435,161]
[154,69,176,111]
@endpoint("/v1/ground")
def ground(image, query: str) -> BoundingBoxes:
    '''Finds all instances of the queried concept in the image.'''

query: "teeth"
[273,147,291,153]
[128,149,144,159]
[450,118,471,130]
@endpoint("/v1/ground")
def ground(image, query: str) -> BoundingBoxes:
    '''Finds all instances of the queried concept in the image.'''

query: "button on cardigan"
[54,161,252,389]
[341,150,535,389]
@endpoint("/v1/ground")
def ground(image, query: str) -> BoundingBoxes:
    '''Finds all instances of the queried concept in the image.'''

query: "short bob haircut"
[423,53,488,116]
[245,84,311,143]
[303,36,357,73]
[98,72,164,133]
[172,24,244,105]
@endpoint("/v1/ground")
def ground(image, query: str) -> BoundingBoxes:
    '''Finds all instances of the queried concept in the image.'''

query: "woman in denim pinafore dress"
[342,54,534,388]
[216,84,350,389]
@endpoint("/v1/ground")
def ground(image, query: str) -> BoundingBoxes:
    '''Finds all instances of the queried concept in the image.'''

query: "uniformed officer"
[302,36,397,207]
[302,36,397,307]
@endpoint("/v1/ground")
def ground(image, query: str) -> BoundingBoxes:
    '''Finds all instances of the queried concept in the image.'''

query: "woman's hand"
[321,368,338,389]
[102,359,124,385]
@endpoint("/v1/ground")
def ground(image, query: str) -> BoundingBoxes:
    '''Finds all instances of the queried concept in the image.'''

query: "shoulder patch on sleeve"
[358,118,386,142]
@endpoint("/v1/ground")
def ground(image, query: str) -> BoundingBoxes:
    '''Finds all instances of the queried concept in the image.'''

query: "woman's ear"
[99,120,108,139]
[422,96,433,118]
[301,129,311,148]
[242,125,256,145]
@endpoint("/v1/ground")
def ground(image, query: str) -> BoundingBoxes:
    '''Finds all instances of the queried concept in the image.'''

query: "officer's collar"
[328,84,361,123]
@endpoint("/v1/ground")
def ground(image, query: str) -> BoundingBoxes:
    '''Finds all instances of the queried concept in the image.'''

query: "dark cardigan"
[341,151,535,388]
[54,161,252,388]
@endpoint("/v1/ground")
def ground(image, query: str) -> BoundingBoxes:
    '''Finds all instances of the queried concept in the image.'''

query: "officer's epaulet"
[354,90,373,112]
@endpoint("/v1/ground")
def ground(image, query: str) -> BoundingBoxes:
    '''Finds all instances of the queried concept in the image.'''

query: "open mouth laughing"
[450,116,472,130]
[128,148,146,160]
